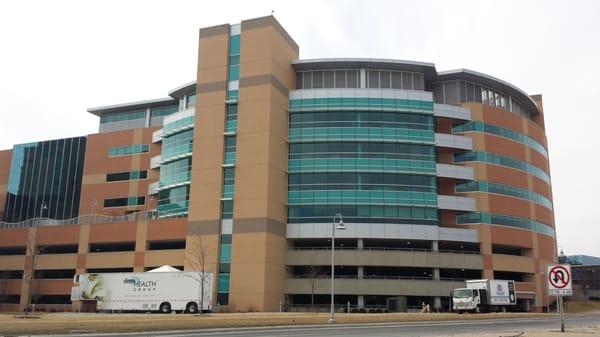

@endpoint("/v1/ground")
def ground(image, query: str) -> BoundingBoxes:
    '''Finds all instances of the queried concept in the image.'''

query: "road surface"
[42,313,600,337]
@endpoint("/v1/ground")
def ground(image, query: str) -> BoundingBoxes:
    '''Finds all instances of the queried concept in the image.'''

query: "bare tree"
[185,235,214,314]
[304,252,327,312]
[24,228,41,315]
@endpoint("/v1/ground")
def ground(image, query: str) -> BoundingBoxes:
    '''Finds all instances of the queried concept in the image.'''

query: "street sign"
[547,264,572,296]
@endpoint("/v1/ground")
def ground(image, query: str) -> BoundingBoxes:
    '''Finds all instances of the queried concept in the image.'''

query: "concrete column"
[434,297,442,311]
[357,238,364,250]
[358,295,365,308]
[360,69,366,88]
[144,107,151,127]
[358,266,364,279]
[432,240,439,252]
[433,267,442,311]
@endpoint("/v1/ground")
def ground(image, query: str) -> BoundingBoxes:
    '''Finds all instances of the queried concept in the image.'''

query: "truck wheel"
[159,302,171,313]
[474,305,481,313]
[186,302,198,314]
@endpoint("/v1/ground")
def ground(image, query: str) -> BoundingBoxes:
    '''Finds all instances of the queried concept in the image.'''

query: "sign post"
[547,264,572,333]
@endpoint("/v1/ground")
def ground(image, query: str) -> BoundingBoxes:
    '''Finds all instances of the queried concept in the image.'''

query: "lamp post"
[329,213,346,324]
[39,201,47,218]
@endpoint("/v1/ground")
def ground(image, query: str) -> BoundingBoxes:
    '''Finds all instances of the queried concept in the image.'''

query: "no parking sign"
[547,264,573,296]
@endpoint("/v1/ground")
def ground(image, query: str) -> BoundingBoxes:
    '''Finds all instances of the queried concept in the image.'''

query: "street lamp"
[39,201,48,218]
[329,213,346,324]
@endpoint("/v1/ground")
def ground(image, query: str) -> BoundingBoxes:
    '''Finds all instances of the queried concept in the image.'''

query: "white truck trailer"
[71,267,213,313]
[452,279,517,313]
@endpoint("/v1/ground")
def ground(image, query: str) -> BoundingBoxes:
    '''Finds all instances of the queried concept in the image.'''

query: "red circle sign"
[549,265,570,289]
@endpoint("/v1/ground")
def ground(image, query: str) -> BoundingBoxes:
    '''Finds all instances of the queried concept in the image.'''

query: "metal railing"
[0,211,187,229]
[291,247,432,252]
[291,247,480,255]
[291,275,437,281]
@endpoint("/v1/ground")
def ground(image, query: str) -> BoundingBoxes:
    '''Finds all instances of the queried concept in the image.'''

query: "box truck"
[71,266,213,313]
[452,279,517,313]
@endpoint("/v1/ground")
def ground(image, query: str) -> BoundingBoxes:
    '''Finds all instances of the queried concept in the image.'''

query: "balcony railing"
[290,247,480,254]
[0,211,187,229]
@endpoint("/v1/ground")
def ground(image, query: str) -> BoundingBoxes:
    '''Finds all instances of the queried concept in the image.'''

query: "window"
[103,196,145,208]
[38,244,78,254]
[108,144,149,157]
[454,151,550,183]
[456,212,555,237]
[222,167,236,198]
[296,70,360,89]
[147,240,186,250]
[186,93,196,109]
[34,269,75,279]
[0,246,26,255]
[89,242,136,252]
[0,270,24,279]
[100,110,146,124]
[151,105,178,118]
[221,200,233,219]
[225,104,238,133]
[106,170,147,182]
[223,135,237,165]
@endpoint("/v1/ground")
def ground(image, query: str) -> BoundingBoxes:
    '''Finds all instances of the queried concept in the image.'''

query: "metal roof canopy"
[436,68,540,116]
[87,97,176,117]
[292,58,438,83]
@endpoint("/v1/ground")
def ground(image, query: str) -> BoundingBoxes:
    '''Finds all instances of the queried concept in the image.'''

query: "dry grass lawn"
[565,300,600,314]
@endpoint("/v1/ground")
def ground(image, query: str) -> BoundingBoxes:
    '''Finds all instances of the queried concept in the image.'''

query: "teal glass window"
[229,55,239,66]
[186,93,196,109]
[157,185,189,216]
[5,137,87,222]
[228,34,240,82]
[108,144,149,157]
[289,97,434,112]
[159,158,191,187]
[456,212,555,238]
[223,135,237,165]
[229,35,240,55]
[103,196,145,208]
[220,234,232,245]
[453,121,547,157]
[226,90,238,101]
[454,151,550,183]
[220,200,233,219]
[222,167,235,198]
[219,244,231,263]
[217,274,230,292]
[100,110,146,124]
[161,129,194,162]
[455,181,552,210]
[225,104,238,133]
[228,66,240,82]
[287,204,437,225]
[106,170,147,182]
[162,116,194,137]
[150,105,178,118]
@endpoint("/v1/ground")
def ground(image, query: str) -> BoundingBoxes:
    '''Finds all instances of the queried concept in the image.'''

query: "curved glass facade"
[454,151,550,183]
[157,112,195,217]
[4,137,87,222]
[287,93,437,225]
[160,129,193,163]
[456,212,555,238]
[455,180,553,210]
[452,121,547,157]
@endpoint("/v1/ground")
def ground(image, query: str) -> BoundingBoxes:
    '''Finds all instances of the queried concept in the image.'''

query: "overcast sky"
[1,0,599,256]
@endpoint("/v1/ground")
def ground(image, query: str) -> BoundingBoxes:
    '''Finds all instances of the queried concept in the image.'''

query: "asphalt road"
[43,313,600,337]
